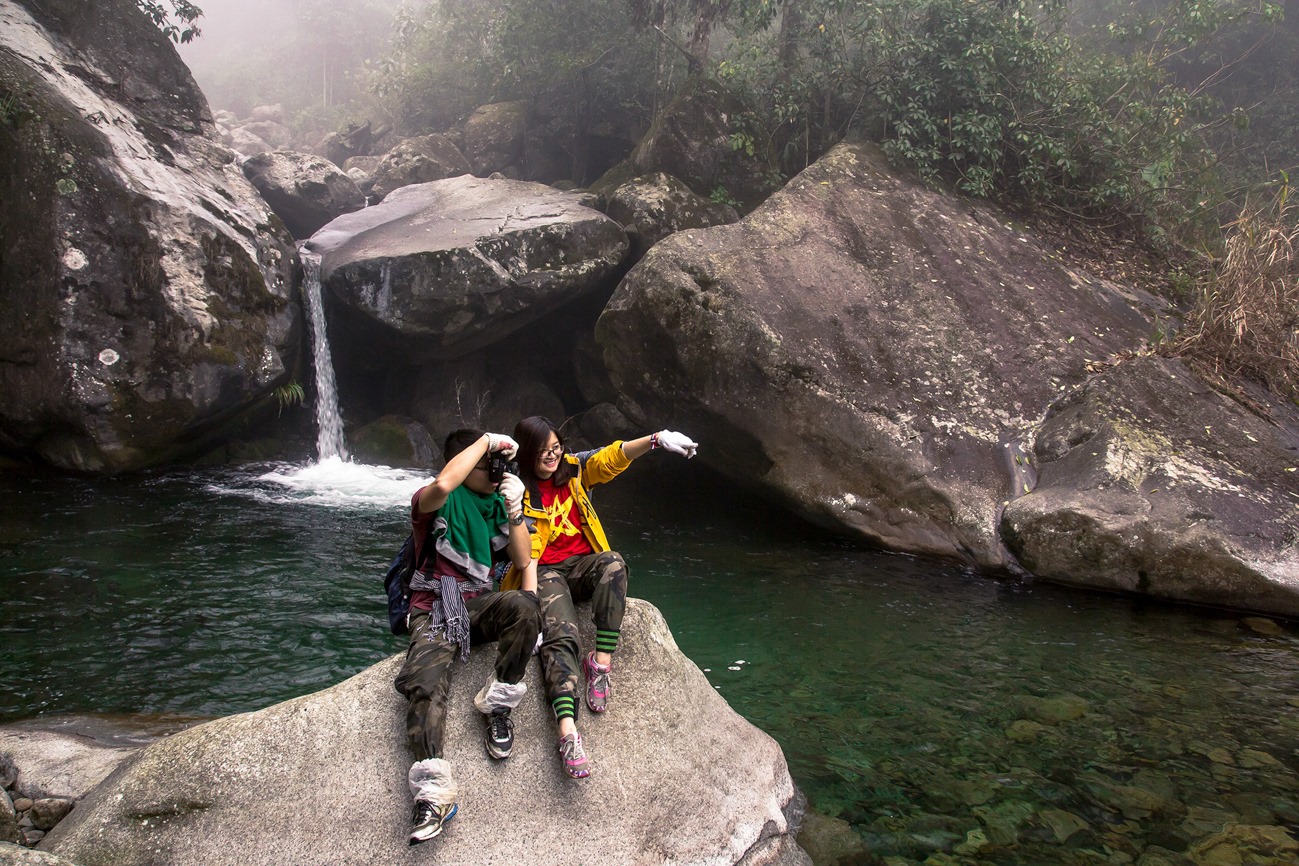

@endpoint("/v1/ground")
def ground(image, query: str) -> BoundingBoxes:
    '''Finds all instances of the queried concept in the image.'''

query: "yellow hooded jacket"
[500,441,630,591]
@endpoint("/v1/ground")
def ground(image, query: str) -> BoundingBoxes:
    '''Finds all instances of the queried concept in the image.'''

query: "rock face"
[0,0,299,473]
[0,729,136,801]
[0,842,80,865]
[461,100,527,177]
[1002,355,1299,614]
[369,133,471,201]
[42,600,809,866]
[607,172,739,261]
[241,150,365,239]
[599,140,1157,569]
[308,175,628,364]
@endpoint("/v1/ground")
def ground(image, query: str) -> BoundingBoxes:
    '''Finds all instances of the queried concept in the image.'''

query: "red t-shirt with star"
[537,477,594,565]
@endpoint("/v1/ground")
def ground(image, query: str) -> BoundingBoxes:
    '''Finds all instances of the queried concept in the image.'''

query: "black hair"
[443,428,485,463]
[513,415,575,488]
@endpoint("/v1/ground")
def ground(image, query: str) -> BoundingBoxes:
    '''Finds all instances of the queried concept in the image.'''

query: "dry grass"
[1168,183,1299,404]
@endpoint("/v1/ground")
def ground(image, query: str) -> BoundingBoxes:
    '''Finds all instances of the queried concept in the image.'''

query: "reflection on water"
[2,463,1298,864]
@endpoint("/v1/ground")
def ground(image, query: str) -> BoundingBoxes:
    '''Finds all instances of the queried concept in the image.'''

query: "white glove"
[498,472,525,515]
[654,430,698,458]
[486,433,518,459]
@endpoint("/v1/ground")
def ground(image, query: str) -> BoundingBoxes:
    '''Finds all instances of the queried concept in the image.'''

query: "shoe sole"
[408,803,458,845]
[485,742,512,760]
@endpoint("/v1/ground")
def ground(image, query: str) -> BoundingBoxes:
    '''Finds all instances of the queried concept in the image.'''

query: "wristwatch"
[509,512,524,525]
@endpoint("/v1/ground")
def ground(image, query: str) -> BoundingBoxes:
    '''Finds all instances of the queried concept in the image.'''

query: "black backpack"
[384,533,417,635]
[383,532,513,636]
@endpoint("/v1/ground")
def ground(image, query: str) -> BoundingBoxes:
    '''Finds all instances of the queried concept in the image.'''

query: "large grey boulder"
[369,133,471,201]
[597,141,1159,570]
[0,0,299,473]
[0,729,136,801]
[43,600,808,866]
[607,172,739,261]
[241,150,365,239]
[461,100,527,177]
[307,175,628,364]
[1002,355,1299,613]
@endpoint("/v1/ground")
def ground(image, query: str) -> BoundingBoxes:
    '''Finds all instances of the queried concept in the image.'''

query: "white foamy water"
[206,458,429,510]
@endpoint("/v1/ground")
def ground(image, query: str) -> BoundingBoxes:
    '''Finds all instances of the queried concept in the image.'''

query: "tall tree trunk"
[688,0,733,64]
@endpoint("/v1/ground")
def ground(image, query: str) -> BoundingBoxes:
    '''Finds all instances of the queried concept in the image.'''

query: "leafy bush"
[718,0,1283,244]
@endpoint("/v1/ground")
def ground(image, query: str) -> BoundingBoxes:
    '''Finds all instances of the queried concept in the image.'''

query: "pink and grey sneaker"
[583,651,611,713]
[558,732,591,779]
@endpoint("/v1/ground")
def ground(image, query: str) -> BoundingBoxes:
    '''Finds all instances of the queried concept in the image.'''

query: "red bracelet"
[650,432,659,450]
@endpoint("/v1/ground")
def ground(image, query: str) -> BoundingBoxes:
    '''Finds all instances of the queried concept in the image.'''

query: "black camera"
[488,453,519,485]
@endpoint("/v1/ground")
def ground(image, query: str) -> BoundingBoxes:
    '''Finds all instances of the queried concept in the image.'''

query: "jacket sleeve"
[575,441,631,487]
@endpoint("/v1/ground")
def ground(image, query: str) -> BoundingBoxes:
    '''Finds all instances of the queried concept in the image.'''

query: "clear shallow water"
[2,463,1298,864]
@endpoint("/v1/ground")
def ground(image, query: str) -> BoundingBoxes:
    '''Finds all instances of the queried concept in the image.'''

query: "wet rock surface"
[0,0,299,473]
[308,174,627,364]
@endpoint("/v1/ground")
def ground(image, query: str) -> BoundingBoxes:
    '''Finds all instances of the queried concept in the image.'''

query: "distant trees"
[276,0,1293,242]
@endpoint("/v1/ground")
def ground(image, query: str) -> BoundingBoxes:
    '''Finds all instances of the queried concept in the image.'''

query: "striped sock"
[552,695,577,722]
[595,629,620,654]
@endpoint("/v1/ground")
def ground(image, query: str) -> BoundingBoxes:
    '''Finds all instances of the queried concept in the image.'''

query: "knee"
[598,551,629,585]
[502,590,542,628]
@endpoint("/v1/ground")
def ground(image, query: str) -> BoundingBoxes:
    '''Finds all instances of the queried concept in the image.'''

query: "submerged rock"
[0,0,299,473]
[42,600,808,866]
[308,175,627,365]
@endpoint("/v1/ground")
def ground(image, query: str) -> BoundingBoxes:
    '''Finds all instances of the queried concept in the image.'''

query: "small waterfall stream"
[298,248,349,461]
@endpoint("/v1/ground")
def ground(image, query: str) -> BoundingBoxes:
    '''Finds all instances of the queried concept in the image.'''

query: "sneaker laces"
[560,733,587,762]
[489,710,513,742]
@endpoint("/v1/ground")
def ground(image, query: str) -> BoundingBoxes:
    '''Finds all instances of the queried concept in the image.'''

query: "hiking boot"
[409,800,457,845]
[485,708,514,760]
[557,732,591,779]
[583,651,611,713]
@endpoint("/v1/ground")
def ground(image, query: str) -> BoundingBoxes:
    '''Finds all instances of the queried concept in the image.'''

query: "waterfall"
[298,248,349,461]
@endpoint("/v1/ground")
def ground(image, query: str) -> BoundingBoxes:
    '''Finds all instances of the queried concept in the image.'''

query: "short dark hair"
[443,428,485,463]
[513,415,575,487]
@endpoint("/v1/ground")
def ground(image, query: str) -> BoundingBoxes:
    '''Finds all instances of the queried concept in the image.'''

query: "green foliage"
[369,0,666,181]
[136,0,203,44]
[710,184,741,207]
[715,0,1285,243]
[274,381,305,415]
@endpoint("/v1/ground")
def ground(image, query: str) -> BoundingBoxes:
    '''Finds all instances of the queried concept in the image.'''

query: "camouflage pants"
[537,551,629,710]
[393,589,541,762]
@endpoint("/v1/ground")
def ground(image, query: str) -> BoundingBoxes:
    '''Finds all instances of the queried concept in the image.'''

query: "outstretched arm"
[621,430,699,462]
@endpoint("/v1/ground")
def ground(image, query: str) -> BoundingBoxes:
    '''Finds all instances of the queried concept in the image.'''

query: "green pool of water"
[2,463,1296,864]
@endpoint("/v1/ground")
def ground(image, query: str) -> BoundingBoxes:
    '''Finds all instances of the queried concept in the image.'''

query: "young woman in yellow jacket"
[506,415,698,778]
